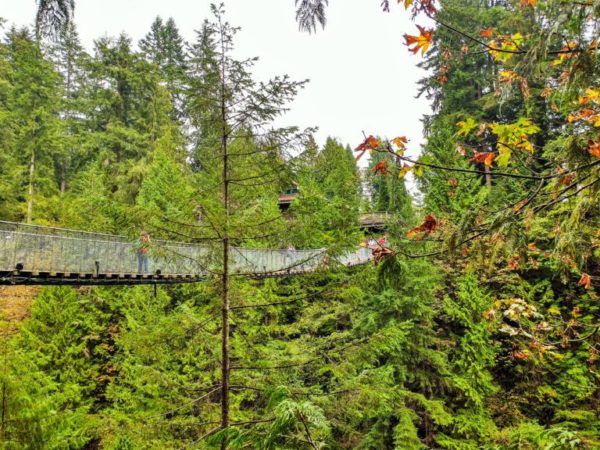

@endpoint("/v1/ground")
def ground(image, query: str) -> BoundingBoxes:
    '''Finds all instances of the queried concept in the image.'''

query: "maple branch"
[428,15,521,56]
[427,9,595,57]
[548,325,599,345]
[396,230,487,258]
[379,141,600,181]
[399,154,546,179]
[534,177,600,213]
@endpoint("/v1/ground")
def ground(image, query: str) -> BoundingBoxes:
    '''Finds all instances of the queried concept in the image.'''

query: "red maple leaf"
[407,214,438,239]
[355,135,379,160]
[403,25,433,56]
[480,27,495,37]
[578,272,592,289]
[471,151,496,167]
[588,139,600,158]
[372,159,389,175]
[520,0,537,7]
[513,350,530,360]
[561,173,575,186]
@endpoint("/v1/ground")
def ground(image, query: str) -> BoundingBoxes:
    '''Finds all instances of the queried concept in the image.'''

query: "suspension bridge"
[0,221,373,285]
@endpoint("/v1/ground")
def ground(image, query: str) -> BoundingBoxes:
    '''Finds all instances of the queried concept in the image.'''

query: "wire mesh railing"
[359,211,390,226]
[0,222,373,278]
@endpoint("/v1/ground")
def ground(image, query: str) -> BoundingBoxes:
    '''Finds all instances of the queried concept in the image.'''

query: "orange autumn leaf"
[471,151,496,167]
[508,255,521,270]
[567,108,595,122]
[407,214,438,239]
[354,135,379,161]
[513,350,530,360]
[588,139,600,158]
[578,272,592,289]
[401,0,414,9]
[590,115,600,127]
[372,246,395,266]
[392,135,409,149]
[578,88,600,105]
[404,25,433,56]
[552,42,578,66]
[540,87,553,98]
[561,173,575,185]
[372,159,389,176]
[520,0,537,7]
[480,27,494,37]
[366,135,379,149]
[499,70,519,84]
[399,163,412,178]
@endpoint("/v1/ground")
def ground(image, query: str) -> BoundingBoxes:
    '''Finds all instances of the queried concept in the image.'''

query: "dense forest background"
[1,0,599,448]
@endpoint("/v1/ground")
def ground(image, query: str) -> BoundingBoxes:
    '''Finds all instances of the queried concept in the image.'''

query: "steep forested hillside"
[1,1,599,449]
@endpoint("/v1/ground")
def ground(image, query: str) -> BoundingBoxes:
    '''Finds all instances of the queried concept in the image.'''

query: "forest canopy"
[0,0,599,449]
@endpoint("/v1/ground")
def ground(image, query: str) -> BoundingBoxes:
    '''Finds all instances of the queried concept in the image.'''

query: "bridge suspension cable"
[0,221,372,285]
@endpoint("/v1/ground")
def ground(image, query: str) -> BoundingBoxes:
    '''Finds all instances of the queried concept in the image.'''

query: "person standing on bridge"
[137,231,151,273]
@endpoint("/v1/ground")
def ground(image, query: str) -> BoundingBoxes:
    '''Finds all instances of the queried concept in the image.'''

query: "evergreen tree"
[187,7,311,446]
[136,132,195,238]
[84,34,176,209]
[368,149,413,220]
[35,0,74,39]
[1,2,598,449]
[186,19,222,170]
[139,17,187,121]
[2,28,62,223]
[291,137,362,249]
[45,22,91,196]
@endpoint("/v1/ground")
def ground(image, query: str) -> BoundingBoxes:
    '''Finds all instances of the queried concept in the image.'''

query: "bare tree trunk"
[219,20,231,449]
[0,382,5,441]
[485,165,492,190]
[220,166,230,450]
[1,349,7,440]
[60,162,67,194]
[220,232,230,450]
[26,149,35,224]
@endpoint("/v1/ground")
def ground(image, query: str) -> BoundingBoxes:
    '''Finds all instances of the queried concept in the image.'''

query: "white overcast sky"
[0,1,431,169]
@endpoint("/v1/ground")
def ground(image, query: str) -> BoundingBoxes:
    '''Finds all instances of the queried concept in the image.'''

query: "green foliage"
[1,2,599,449]
[368,149,413,220]
[291,137,361,249]
[0,28,62,223]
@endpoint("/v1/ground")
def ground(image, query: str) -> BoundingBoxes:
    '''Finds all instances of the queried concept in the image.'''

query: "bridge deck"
[0,221,372,285]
